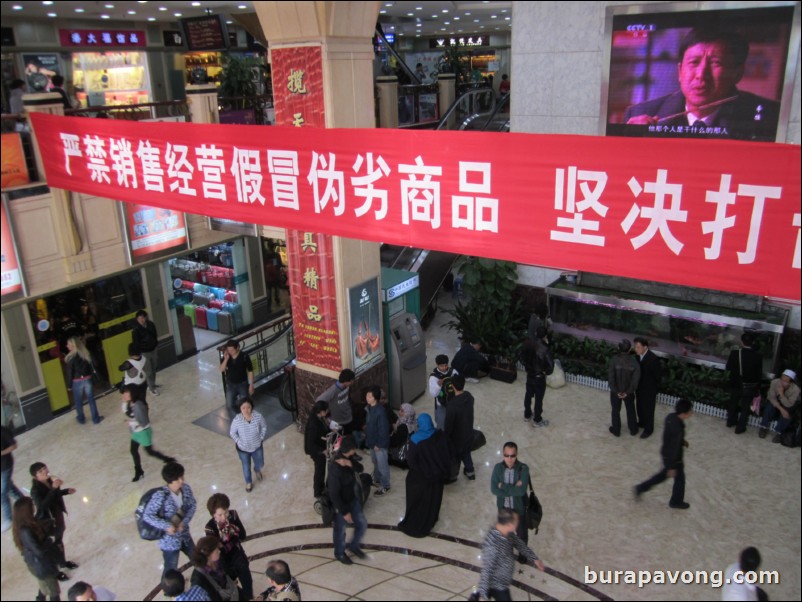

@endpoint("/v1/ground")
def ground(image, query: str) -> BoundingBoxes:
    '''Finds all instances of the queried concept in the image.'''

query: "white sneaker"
[532,419,549,428]
[150,388,160,396]
[466,377,480,384]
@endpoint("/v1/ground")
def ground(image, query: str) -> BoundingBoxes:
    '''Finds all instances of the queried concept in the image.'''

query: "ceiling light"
[431,14,437,18]
[444,21,450,25]
[238,4,247,8]
[12,5,23,10]
[465,12,471,15]
[502,9,507,13]
[148,17,156,21]
[415,6,422,10]
[454,17,460,20]
[47,12,57,17]
[100,14,111,19]
[174,12,182,17]
[105,3,114,7]
[505,17,510,20]
[442,8,448,12]
[406,12,413,16]
[159,6,167,10]
[441,27,446,31]
[75,7,85,12]
[128,10,136,14]
[226,21,233,24]
[42,1,54,4]
[474,19,479,22]
[379,10,386,13]
[491,15,497,18]
[385,2,392,6]
[192,1,201,5]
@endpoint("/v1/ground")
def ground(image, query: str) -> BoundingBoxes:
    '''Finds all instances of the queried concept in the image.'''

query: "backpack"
[432,368,457,406]
[135,487,167,540]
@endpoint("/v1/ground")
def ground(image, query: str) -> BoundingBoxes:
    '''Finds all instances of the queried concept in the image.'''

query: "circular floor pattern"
[145,523,613,601]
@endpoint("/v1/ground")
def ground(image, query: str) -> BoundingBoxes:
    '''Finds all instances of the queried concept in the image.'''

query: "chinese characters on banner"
[27,112,802,301]
[286,231,341,371]
[273,45,342,369]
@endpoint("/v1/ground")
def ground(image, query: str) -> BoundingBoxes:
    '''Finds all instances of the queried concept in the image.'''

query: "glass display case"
[72,51,151,107]
[547,278,786,376]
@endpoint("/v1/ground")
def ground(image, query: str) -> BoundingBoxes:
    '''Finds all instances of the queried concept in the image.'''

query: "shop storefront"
[72,50,151,107]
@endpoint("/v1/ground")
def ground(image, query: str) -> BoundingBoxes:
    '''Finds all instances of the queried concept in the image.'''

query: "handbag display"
[525,481,543,533]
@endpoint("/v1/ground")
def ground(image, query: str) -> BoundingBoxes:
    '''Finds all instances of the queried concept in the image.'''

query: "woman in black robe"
[398,413,451,538]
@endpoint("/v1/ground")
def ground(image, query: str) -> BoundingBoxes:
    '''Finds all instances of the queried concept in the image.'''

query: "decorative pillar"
[437,73,456,129]
[186,84,219,124]
[377,75,399,128]
[256,2,387,427]
[23,93,92,282]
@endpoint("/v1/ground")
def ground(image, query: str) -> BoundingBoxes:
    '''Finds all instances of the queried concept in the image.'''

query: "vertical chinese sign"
[273,46,341,370]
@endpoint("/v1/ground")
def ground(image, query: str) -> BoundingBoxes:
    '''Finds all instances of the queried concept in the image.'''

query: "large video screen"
[603,3,799,142]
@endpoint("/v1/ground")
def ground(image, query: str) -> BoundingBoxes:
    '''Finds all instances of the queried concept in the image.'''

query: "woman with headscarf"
[389,403,417,469]
[398,413,451,538]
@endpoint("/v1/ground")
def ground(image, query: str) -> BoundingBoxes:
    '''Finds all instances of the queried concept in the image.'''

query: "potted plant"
[445,257,526,382]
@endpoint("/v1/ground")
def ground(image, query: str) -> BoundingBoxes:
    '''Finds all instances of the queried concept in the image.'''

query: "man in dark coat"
[132,310,160,396]
[30,461,78,572]
[634,337,662,439]
[326,436,367,565]
[607,339,640,437]
[634,399,693,509]
[451,340,490,382]
[725,331,763,434]
[444,374,475,481]
[521,327,554,428]
[304,400,329,499]
[624,29,779,141]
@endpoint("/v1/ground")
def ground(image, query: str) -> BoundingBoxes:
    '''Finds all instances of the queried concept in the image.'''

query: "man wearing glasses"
[490,441,532,547]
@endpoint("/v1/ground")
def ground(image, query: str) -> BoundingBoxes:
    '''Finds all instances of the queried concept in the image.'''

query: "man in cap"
[758,369,800,443]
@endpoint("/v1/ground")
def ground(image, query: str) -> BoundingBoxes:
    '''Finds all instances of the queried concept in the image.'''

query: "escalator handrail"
[435,88,498,130]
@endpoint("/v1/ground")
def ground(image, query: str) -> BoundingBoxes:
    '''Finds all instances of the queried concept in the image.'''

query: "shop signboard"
[180,15,229,51]
[21,53,61,92]
[58,29,147,48]
[348,278,383,374]
[121,203,189,265]
[208,217,257,237]
[1,133,30,189]
[602,2,799,143]
[28,112,802,301]
[1,195,26,301]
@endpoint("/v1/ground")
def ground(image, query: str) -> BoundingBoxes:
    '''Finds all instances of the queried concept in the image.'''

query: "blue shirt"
[176,585,211,601]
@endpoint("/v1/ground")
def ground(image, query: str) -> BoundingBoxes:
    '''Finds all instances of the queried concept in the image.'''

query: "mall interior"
[0,1,800,601]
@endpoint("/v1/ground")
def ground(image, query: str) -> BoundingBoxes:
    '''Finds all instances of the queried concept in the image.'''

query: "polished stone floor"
[1,292,799,601]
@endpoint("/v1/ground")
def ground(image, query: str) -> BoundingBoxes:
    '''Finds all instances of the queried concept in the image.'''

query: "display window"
[72,51,151,107]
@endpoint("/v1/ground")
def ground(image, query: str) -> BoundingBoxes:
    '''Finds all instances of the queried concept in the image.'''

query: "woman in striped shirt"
[229,398,267,493]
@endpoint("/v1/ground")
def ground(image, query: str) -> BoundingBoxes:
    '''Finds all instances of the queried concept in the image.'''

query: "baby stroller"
[314,423,372,525]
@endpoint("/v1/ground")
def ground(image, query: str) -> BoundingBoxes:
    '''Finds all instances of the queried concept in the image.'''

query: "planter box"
[489,365,517,383]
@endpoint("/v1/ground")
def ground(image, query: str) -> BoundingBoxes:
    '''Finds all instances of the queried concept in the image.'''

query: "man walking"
[520,327,554,428]
[365,385,391,496]
[143,461,197,576]
[634,337,662,439]
[132,310,160,396]
[608,340,640,437]
[429,355,457,430]
[304,400,329,499]
[477,509,546,601]
[316,369,355,434]
[219,339,255,416]
[725,332,763,434]
[444,374,475,481]
[490,442,531,546]
[326,436,368,565]
[634,399,693,509]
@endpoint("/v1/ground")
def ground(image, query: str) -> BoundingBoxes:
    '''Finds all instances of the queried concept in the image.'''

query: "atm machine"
[382,268,427,409]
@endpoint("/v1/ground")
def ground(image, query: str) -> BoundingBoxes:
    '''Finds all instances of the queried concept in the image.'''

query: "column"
[377,75,399,128]
[186,84,219,124]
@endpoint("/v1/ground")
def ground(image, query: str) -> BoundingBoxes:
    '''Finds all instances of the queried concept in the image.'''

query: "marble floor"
[1,291,800,601]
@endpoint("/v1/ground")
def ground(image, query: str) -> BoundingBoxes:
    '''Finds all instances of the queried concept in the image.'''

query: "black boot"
[132,468,145,482]
[35,591,46,602]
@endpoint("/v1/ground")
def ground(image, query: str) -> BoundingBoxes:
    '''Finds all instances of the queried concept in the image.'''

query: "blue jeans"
[1,467,24,524]
[333,498,367,558]
[225,381,250,415]
[237,445,264,485]
[760,404,792,434]
[370,447,390,489]
[162,536,195,578]
[72,378,101,424]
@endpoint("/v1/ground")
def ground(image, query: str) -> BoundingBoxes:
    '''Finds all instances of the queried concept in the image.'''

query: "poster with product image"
[349,278,382,374]
[22,53,61,92]
[122,202,189,264]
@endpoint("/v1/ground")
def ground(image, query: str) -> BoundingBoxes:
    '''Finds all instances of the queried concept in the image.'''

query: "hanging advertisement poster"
[1,195,26,301]
[0,133,30,189]
[122,203,189,264]
[21,53,62,92]
[349,278,382,374]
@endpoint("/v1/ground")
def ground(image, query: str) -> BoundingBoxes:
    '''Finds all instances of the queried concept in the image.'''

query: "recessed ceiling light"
[406,12,413,16]
[453,17,459,20]
[238,4,247,8]
[104,4,114,8]
[174,12,182,17]
[226,20,233,24]
[47,12,57,17]
[474,19,479,23]
[440,27,446,31]
[442,8,448,12]
[192,1,201,5]
[416,34,420,38]
[491,15,497,19]
[384,3,392,6]
[159,6,167,10]
[100,14,111,19]
[75,7,85,12]
[501,9,507,13]
[148,17,156,21]
[505,17,510,21]
[431,14,437,18]
[465,12,471,16]
[12,5,23,10]
[444,21,450,25]
[128,10,136,14]
[379,10,386,14]
[415,6,422,10]
[42,1,54,5]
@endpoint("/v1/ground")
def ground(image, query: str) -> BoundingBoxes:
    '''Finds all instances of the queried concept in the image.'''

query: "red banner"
[272,46,325,128]
[28,112,802,301]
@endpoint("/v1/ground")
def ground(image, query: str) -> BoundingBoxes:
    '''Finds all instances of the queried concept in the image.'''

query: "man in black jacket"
[521,327,554,428]
[132,310,160,396]
[634,399,693,509]
[30,462,78,577]
[444,375,475,481]
[634,337,662,439]
[608,339,640,437]
[326,436,368,565]
[725,331,763,434]
[305,401,329,499]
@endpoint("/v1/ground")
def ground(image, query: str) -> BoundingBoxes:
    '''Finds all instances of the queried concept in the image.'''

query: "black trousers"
[524,376,546,422]
[488,588,512,601]
[636,392,656,434]
[130,439,171,471]
[728,384,758,433]
[312,454,327,498]
[610,392,638,436]
[636,463,685,505]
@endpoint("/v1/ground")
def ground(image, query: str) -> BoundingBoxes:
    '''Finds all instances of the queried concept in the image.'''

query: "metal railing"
[217,313,296,410]
[397,83,441,128]
[65,99,190,121]
[218,93,274,125]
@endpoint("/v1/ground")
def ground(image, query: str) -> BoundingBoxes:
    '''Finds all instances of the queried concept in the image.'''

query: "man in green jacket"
[490,441,531,546]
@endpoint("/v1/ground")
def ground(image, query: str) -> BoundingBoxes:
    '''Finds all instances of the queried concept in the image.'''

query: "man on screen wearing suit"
[624,28,780,141]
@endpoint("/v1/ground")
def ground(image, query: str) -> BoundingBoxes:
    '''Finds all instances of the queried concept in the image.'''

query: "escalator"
[436,88,510,132]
